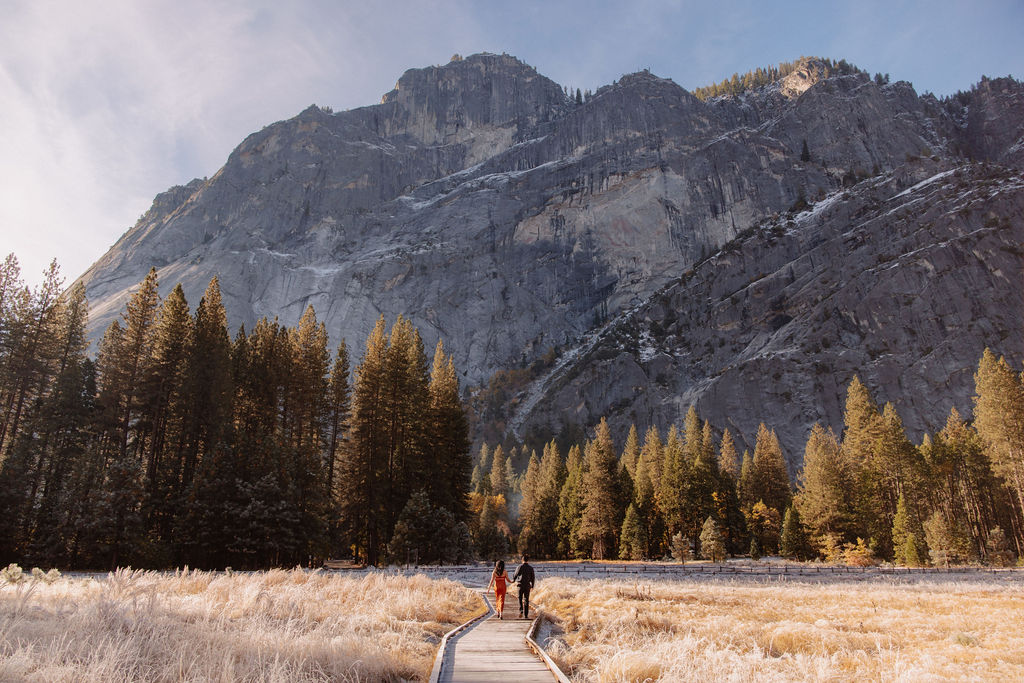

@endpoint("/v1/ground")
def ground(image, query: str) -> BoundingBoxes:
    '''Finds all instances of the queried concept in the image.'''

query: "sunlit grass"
[0,568,483,682]
[535,576,1024,681]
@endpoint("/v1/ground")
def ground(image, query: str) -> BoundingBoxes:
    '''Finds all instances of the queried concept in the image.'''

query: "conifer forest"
[1,253,1022,569]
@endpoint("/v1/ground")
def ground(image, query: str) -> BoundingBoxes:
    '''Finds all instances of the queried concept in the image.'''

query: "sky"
[2,0,1022,287]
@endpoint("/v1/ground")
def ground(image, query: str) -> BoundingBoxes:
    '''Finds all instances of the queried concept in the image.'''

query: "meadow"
[534,574,1024,682]
[0,567,482,682]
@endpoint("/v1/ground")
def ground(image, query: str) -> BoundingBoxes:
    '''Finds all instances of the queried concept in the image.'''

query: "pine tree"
[923,510,973,567]
[638,425,666,556]
[619,503,647,560]
[670,531,691,563]
[474,496,508,560]
[325,340,351,524]
[973,349,1024,520]
[182,277,232,489]
[427,341,471,522]
[891,494,926,566]
[533,440,566,558]
[621,424,641,477]
[139,283,192,546]
[286,305,332,564]
[749,534,762,561]
[517,452,542,555]
[718,428,740,479]
[926,407,1011,558]
[738,448,756,511]
[341,316,390,565]
[780,505,810,560]
[116,267,161,462]
[0,259,65,460]
[747,501,781,555]
[580,418,621,559]
[841,376,886,544]
[714,427,744,556]
[751,423,792,516]
[659,425,687,537]
[699,516,726,562]
[473,443,491,494]
[795,423,856,554]
[490,444,510,501]
[556,444,585,558]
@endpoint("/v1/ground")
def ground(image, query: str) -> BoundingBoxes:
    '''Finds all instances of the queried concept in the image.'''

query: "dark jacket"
[512,562,535,590]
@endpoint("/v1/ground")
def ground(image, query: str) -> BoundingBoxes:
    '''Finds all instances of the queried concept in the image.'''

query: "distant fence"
[362,561,1024,580]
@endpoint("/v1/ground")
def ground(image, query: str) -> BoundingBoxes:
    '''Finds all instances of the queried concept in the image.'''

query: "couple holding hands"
[487,554,534,620]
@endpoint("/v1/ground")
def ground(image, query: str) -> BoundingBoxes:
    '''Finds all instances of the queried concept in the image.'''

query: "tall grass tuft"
[0,568,481,682]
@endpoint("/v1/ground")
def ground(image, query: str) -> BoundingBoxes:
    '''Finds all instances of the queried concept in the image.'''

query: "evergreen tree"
[580,418,620,559]
[659,425,687,537]
[973,349,1024,521]
[670,531,691,564]
[795,423,856,554]
[341,316,390,565]
[841,376,887,546]
[714,428,745,556]
[556,444,585,558]
[718,428,740,479]
[891,494,926,566]
[0,259,65,460]
[533,440,566,558]
[923,509,973,567]
[780,505,810,560]
[427,341,471,522]
[517,452,542,556]
[182,277,232,489]
[139,283,192,546]
[738,449,756,511]
[926,408,1012,559]
[474,496,508,560]
[473,443,491,494]
[699,516,727,562]
[621,424,641,477]
[325,339,351,543]
[747,501,781,555]
[751,423,792,515]
[490,444,510,501]
[619,503,647,560]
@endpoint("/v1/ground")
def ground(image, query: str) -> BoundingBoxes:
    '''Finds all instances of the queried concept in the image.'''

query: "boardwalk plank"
[439,590,556,683]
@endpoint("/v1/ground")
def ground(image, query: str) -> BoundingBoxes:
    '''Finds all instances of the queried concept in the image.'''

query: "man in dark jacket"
[512,554,535,619]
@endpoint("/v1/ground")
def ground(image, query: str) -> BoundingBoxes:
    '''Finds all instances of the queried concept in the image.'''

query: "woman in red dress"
[487,560,512,619]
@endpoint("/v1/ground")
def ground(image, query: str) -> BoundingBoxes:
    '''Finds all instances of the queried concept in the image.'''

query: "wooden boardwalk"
[438,590,556,683]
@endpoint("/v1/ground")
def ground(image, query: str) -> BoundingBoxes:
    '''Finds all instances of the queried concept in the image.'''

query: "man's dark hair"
[522,554,529,562]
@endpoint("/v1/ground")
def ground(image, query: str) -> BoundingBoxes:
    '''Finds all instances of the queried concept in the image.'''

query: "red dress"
[493,572,509,614]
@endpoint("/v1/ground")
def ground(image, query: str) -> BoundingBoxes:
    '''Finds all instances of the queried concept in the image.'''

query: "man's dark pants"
[518,587,531,618]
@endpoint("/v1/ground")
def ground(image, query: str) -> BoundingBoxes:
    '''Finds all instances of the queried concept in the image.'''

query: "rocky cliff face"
[77,53,1024,457]
[511,161,1024,462]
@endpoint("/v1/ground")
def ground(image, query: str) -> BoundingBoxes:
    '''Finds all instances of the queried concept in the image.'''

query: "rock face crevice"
[76,53,1024,454]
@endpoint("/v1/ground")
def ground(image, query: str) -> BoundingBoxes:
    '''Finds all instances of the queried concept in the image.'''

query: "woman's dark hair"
[495,560,505,572]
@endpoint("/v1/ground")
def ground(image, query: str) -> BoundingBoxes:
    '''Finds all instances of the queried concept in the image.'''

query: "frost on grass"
[0,568,481,682]
[535,576,1024,682]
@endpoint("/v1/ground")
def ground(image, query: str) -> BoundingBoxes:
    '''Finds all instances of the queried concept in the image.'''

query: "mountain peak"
[377,52,569,146]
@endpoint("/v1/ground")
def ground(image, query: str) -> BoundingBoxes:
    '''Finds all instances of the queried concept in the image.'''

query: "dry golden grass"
[535,576,1024,682]
[0,568,483,682]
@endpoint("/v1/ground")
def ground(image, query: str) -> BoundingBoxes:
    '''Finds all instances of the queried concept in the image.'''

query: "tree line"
[693,56,864,100]
[471,355,1024,567]
[0,255,472,569]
